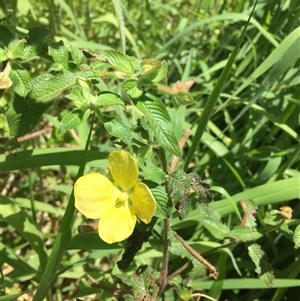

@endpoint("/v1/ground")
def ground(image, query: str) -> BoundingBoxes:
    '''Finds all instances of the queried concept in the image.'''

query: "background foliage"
[0,0,299,300]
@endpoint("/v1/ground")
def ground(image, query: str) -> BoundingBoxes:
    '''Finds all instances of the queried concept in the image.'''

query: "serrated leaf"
[7,93,53,137]
[70,46,86,65]
[9,64,31,96]
[263,209,283,226]
[23,27,52,60]
[247,243,274,287]
[104,117,132,145]
[99,50,134,75]
[140,59,161,82]
[58,109,90,134]
[197,203,231,240]
[239,199,258,227]
[6,39,24,60]
[293,224,300,249]
[230,225,262,242]
[151,185,172,218]
[28,73,76,102]
[139,163,165,184]
[166,170,192,220]
[122,79,143,98]
[94,92,123,106]
[49,41,68,64]
[134,93,181,156]
[188,172,213,202]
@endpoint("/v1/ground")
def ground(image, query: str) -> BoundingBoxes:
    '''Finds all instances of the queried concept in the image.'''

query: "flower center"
[116,192,129,207]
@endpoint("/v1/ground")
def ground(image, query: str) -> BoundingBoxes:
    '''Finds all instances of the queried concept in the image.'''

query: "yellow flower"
[74,150,156,244]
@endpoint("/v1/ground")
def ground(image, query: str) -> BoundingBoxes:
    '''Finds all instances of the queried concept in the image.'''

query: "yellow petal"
[130,182,156,224]
[108,150,138,192]
[98,202,137,244]
[74,172,120,219]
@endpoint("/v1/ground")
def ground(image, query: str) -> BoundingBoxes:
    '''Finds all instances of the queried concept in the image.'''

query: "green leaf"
[6,39,25,60]
[230,225,262,242]
[0,195,48,270]
[139,162,165,184]
[293,224,300,249]
[49,40,69,64]
[99,50,134,75]
[263,210,283,226]
[122,79,143,98]
[58,109,90,134]
[23,27,52,60]
[0,71,12,89]
[172,92,195,106]
[0,9,13,22]
[197,203,231,240]
[94,91,123,106]
[153,60,168,83]
[104,117,132,145]
[151,185,173,218]
[70,46,86,65]
[247,243,274,287]
[140,59,162,83]
[0,25,14,46]
[6,93,54,137]
[166,170,192,220]
[9,64,31,96]
[134,93,181,156]
[28,73,76,102]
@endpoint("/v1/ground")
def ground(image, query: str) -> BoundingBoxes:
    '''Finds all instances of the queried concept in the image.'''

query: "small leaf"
[134,93,181,156]
[58,109,90,134]
[239,199,258,228]
[104,117,132,145]
[139,163,165,184]
[188,172,213,202]
[140,59,162,82]
[172,92,195,106]
[263,209,283,226]
[153,60,168,83]
[151,185,173,218]
[6,39,25,60]
[9,64,31,96]
[247,243,274,287]
[94,91,123,106]
[49,40,69,64]
[197,203,231,240]
[99,50,134,75]
[28,73,76,102]
[293,224,300,249]
[166,170,191,220]
[70,46,86,65]
[0,71,12,89]
[230,225,262,242]
[122,79,143,98]
[7,93,54,137]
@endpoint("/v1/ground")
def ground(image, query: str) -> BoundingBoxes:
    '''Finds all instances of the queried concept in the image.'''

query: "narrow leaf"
[99,50,134,75]
[134,93,181,156]
[104,117,132,145]
[58,109,90,134]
